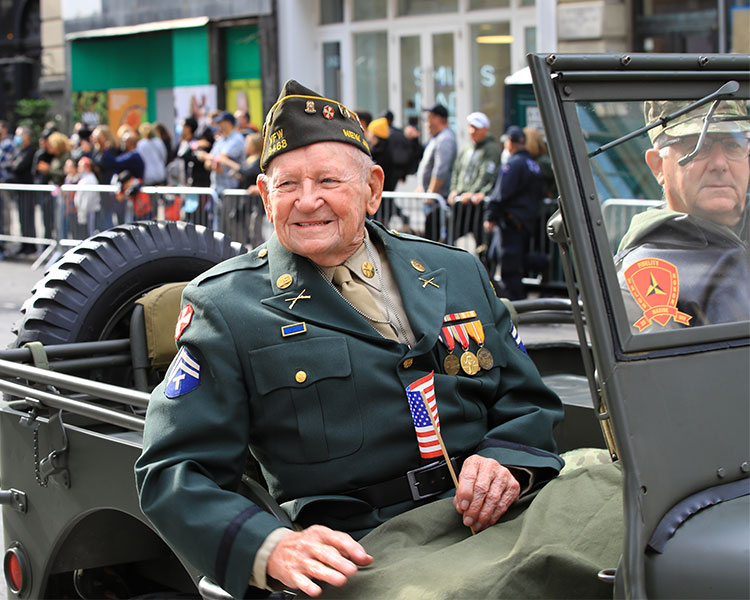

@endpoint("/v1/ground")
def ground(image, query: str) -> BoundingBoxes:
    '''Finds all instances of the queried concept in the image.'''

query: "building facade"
[4,0,748,141]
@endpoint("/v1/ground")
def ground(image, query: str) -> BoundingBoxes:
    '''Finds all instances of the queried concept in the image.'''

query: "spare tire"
[13,221,247,347]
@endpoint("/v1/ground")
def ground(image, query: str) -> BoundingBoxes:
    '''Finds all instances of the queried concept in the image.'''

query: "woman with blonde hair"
[523,126,556,199]
[136,122,167,185]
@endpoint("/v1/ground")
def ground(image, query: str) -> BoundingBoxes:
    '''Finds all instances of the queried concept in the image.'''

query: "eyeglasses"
[662,134,750,162]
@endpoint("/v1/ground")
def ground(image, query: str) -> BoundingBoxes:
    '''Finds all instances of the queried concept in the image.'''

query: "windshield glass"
[578,97,750,334]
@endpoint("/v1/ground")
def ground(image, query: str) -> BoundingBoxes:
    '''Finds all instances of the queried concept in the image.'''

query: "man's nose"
[294,180,325,211]
[706,140,730,170]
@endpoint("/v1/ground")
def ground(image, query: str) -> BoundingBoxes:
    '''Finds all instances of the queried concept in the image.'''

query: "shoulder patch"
[165,347,202,398]
[509,322,528,355]
[175,304,194,341]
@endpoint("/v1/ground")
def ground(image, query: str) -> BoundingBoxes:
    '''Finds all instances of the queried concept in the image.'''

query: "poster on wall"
[225,79,263,130]
[173,85,218,138]
[72,91,107,128]
[108,89,147,135]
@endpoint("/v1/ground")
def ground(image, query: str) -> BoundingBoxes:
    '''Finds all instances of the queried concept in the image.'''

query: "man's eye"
[723,140,741,151]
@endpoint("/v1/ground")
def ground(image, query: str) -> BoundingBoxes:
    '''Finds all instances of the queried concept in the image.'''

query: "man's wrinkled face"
[646,133,750,227]
[259,142,384,267]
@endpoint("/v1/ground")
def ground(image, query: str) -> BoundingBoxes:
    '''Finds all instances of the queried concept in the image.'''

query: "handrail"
[0,357,150,408]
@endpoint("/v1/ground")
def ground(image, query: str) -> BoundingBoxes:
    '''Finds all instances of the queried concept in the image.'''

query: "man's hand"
[453,455,520,532]
[266,525,373,597]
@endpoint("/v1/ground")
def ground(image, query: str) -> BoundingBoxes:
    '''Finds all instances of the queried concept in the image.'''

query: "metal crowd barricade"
[601,198,662,253]
[377,191,449,242]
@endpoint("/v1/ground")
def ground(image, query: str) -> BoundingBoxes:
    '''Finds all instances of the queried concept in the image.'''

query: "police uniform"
[485,143,544,300]
[136,81,569,599]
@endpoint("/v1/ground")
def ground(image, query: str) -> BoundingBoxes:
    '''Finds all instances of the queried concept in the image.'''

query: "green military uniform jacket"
[135,221,563,599]
[449,136,502,195]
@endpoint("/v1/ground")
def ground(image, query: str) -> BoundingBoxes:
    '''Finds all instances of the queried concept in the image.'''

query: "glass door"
[399,29,457,139]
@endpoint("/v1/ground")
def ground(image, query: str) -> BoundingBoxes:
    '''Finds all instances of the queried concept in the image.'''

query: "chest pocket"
[249,337,362,464]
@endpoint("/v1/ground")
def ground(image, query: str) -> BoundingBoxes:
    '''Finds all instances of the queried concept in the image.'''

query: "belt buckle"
[406,458,457,502]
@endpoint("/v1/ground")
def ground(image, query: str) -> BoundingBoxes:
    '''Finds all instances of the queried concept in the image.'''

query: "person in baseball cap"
[260,79,370,171]
[466,111,490,130]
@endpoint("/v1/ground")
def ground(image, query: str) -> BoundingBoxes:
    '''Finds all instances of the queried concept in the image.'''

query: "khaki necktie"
[333,265,398,340]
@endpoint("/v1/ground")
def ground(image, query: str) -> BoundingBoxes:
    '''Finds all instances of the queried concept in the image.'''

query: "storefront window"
[432,32,456,128]
[400,36,422,128]
[354,32,388,116]
[320,0,344,25]
[323,41,341,101]
[353,0,387,20]
[470,22,511,139]
[397,0,457,16]
[525,26,536,54]
[469,0,510,9]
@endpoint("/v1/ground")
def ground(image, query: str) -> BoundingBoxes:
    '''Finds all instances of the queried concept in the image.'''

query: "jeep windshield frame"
[528,53,750,358]
[529,53,750,600]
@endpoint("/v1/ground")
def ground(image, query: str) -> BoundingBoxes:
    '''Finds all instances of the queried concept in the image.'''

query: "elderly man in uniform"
[136,81,622,599]
[616,100,750,331]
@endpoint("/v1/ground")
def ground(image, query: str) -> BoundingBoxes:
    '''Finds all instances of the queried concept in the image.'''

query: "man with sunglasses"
[615,100,750,330]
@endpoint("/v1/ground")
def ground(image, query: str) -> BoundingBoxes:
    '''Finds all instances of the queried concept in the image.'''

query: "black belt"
[346,456,466,506]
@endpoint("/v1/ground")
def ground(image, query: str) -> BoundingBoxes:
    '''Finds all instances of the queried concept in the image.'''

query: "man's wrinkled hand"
[452,455,520,532]
[266,525,373,597]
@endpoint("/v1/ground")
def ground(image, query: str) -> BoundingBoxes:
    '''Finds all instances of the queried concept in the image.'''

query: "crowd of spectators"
[0,107,551,297]
[0,110,264,257]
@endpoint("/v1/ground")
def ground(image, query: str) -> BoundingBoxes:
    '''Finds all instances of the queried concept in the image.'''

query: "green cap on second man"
[644,99,750,145]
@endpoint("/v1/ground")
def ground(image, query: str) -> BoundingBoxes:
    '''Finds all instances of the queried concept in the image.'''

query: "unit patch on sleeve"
[174,304,194,341]
[165,347,201,398]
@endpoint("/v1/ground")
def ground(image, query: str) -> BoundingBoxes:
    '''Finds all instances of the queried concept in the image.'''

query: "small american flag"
[405,371,442,459]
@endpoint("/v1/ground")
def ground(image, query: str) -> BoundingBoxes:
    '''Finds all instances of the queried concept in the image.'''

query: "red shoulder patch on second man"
[175,304,194,341]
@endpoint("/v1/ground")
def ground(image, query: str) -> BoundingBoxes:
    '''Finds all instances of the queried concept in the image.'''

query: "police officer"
[616,100,750,330]
[136,81,619,599]
[483,126,544,300]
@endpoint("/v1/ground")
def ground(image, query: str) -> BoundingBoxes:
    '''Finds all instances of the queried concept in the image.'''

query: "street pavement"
[0,253,44,348]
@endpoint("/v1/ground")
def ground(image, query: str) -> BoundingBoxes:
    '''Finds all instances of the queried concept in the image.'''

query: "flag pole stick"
[419,390,476,535]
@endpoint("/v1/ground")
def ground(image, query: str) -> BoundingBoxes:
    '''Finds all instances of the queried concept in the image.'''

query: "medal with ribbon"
[448,323,480,376]
[439,326,460,375]
[465,319,494,370]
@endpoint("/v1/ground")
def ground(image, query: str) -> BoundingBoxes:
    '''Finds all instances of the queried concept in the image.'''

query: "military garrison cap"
[644,99,750,145]
[260,79,370,170]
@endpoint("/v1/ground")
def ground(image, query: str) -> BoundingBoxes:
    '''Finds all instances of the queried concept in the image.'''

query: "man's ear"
[645,148,665,185]
[257,174,274,223]
[366,164,385,216]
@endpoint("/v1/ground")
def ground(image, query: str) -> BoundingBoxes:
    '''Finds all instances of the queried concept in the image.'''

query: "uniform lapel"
[261,234,390,340]
[373,225,447,355]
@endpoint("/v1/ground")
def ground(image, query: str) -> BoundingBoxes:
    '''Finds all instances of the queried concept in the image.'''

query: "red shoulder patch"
[175,304,194,341]
[624,258,692,331]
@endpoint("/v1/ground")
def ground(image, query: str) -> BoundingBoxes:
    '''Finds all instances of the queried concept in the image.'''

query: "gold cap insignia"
[305,100,316,114]
[276,273,293,290]
[339,104,350,118]
[410,260,426,273]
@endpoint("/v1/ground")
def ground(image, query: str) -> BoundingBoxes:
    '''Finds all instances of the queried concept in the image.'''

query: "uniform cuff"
[250,527,294,590]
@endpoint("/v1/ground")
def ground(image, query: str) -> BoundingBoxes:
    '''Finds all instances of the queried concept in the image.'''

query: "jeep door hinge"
[0,489,27,513]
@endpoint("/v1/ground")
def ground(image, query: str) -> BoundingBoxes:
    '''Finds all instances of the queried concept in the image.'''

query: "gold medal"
[460,351,480,376]
[443,353,460,376]
[361,261,375,278]
[477,347,494,370]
